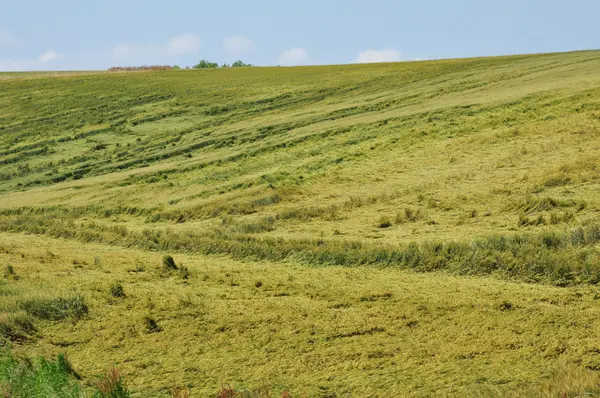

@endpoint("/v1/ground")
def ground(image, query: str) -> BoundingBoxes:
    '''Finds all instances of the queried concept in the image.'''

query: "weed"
[172,386,191,398]
[3,265,16,280]
[93,367,131,398]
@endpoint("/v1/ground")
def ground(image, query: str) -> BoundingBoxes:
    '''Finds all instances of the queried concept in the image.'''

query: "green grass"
[0,350,83,398]
[4,50,600,395]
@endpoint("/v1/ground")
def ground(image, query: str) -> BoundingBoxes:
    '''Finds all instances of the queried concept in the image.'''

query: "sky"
[0,0,599,71]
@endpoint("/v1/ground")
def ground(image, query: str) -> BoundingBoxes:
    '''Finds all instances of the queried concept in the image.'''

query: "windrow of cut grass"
[3,210,600,285]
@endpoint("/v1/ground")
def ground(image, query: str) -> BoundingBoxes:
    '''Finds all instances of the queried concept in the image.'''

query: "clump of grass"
[161,256,190,279]
[549,211,576,225]
[396,207,423,224]
[178,266,190,280]
[144,316,161,333]
[20,294,88,321]
[4,264,18,280]
[162,255,178,271]
[377,216,392,229]
[109,283,125,298]
[0,312,36,342]
[518,213,546,226]
[234,216,277,234]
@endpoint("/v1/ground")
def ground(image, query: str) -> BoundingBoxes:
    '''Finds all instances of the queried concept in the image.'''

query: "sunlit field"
[3,50,600,396]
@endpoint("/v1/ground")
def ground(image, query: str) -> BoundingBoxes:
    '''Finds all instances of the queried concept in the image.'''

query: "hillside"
[3,51,600,396]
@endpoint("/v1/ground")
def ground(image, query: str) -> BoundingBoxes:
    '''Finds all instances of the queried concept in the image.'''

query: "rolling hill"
[3,51,600,396]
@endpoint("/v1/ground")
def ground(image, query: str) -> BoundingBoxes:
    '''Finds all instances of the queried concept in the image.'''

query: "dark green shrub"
[193,59,218,69]
[232,60,253,68]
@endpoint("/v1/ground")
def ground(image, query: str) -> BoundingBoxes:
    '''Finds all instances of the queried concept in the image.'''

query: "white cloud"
[0,50,64,71]
[167,34,201,56]
[278,47,309,66]
[39,50,64,64]
[355,49,401,64]
[223,35,254,57]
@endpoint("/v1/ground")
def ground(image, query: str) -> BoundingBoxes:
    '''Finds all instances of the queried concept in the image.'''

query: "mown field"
[3,50,600,396]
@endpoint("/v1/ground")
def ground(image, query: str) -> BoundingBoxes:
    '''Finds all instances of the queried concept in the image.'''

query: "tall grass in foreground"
[0,348,294,397]
[2,348,600,397]
[0,349,134,398]
[0,350,83,398]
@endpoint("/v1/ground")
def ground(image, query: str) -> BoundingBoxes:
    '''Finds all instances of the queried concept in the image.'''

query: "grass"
[2,233,600,396]
[0,350,83,398]
[3,50,600,395]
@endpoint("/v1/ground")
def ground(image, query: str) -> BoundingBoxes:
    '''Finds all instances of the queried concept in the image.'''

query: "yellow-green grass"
[2,232,600,397]
[2,52,600,257]
[4,51,600,395]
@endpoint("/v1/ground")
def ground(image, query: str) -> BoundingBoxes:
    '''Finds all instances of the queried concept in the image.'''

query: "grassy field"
[3,50,600,396]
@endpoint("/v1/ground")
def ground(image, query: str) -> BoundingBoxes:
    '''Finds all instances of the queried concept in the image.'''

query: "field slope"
[3,51,600,396]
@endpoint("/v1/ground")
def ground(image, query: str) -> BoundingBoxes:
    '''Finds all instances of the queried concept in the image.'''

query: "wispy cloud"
[223,35,254,58]
[0,50,65,71]
[111,34,201,65]
[278,47,309,66]
[355,49,401,64]
[39,50,64,64]
[167,34,201,56]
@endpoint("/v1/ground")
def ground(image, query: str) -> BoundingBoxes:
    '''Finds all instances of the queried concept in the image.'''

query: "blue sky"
[0,0,598,71]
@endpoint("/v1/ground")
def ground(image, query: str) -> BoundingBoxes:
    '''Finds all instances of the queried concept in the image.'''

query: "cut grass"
[2,233,600,396]
[4,51,600,395]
